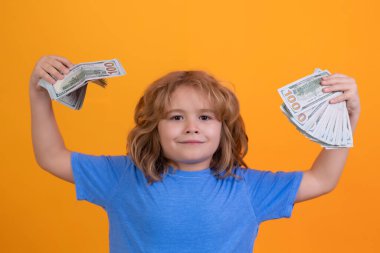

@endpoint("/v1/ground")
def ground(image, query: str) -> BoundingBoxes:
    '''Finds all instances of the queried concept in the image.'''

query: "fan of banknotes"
[38,59,126,110]
[278,68,353,149]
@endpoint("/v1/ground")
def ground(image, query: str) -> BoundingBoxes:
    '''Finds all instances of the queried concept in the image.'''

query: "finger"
[322,83,352,93]
[51,55,75,68]
[322,73,347,80]
[39,69,57,84]
[320,76,355,86]
[41,62,65,80]
[329,92,353,104]
[50,60,70,75]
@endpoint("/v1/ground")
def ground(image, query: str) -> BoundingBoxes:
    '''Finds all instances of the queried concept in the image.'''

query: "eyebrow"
[165,109,216,114]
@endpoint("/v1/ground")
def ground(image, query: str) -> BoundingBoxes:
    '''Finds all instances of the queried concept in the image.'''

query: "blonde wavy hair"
[127,70,248,185]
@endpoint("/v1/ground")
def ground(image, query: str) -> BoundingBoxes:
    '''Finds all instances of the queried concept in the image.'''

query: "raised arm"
[29,55,75,183]
[295,73,361,203]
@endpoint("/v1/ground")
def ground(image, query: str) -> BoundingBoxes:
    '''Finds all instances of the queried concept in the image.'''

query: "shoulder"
[232,167,303,185]
[71,151,136,170]
[232,167,265,179]
[71,151,148,185]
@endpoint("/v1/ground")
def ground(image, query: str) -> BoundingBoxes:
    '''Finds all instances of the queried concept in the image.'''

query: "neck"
[168,160,211,171]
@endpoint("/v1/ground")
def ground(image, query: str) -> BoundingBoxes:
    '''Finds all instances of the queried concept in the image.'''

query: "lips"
[179,140,204,144]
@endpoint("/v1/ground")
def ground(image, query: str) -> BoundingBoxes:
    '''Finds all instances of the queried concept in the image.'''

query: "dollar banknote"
[56,82,88,110]
[278,69,353,149]
[38,59,126,110]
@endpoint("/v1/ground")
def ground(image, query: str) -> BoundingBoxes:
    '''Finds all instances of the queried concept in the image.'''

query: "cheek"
[208,123,222,142]
[157,122,167,144]
[160,124,175,137]
[158,122,180,144]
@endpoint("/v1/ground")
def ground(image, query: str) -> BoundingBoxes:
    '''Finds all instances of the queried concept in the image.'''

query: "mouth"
[178,141,205,144]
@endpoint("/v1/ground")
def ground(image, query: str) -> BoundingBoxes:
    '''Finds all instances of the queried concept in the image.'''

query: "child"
[30,55,361,253]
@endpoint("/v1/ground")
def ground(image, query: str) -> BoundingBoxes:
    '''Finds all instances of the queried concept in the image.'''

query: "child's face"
[158,85,222,171]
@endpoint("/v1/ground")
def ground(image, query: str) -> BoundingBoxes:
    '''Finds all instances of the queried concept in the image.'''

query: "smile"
[179,141,204,144]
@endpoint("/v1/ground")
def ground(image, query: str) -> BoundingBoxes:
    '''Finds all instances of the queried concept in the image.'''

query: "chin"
[175,156,211,164]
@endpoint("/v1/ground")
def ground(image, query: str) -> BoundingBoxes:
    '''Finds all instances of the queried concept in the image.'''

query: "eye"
[169,115,183,120]
[200,115,212,120]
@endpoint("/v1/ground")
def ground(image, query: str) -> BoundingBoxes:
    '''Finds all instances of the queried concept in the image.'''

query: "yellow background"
[1,0,379,252]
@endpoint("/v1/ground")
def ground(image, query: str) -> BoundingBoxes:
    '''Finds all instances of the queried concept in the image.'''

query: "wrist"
[350,114,359,133]
[29,85,51,103]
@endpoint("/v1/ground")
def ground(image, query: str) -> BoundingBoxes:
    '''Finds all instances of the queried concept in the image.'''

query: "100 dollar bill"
[38,59,125,100]
[56,83,88,110]
[278,69,340,117]
[278,68,353,149]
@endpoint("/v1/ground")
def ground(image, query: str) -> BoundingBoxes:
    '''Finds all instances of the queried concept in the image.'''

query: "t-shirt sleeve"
[242,168,303,224]
[71,151,130,208]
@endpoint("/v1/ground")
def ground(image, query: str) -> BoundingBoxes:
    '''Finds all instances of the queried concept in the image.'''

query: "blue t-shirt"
[71,152,303,253]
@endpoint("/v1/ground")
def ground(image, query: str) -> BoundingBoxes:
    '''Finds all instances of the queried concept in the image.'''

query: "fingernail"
[323,88,330,92]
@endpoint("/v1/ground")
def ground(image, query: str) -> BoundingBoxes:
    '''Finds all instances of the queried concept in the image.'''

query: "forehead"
[166,85,213,110]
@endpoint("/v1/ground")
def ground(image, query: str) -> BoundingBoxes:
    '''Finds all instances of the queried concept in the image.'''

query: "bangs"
[153,71,237,122]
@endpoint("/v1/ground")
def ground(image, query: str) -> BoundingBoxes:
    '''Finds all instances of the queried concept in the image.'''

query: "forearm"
[29,88,67,168]
[309,115,359,192]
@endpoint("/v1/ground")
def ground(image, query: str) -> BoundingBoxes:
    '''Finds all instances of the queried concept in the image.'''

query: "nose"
[185,118,199,134]
[186,129,199,134]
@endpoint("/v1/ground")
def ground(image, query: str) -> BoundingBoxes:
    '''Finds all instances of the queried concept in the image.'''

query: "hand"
[30,55,74,93]
[320,73,361,123]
